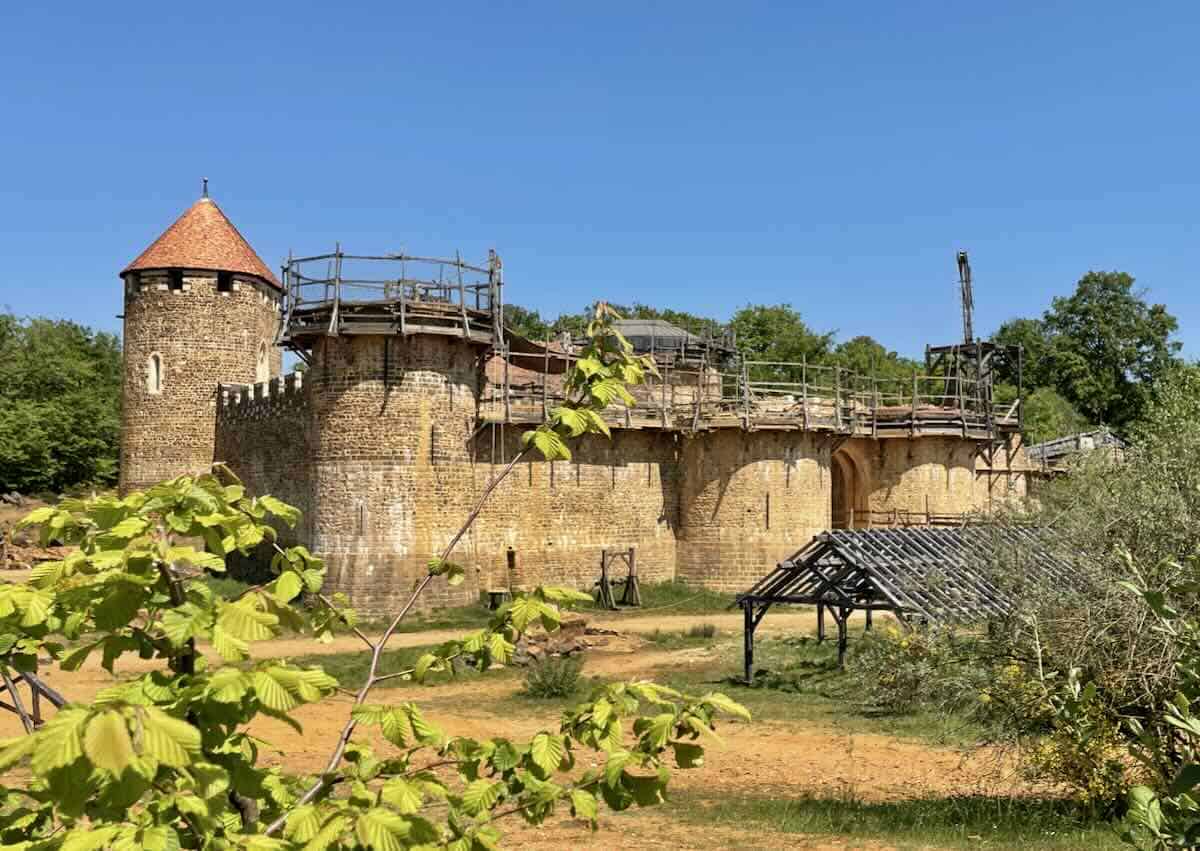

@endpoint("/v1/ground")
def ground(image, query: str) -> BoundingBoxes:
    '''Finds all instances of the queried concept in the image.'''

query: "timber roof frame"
[737,525,1077,624]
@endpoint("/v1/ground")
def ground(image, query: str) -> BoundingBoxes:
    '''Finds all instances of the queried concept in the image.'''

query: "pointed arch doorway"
[831,449,865,529]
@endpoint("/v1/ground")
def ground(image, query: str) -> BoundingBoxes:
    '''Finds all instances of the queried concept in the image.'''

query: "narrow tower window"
[147,353,163,394]
[168,270,184,291]
[217,272,233,293]
[256,341,269,383]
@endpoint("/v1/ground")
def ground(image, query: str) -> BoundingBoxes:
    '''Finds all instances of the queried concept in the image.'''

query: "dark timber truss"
[736,526,1073,676]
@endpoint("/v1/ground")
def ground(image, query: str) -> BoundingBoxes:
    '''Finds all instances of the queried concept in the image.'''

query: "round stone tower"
[119,191,283,492]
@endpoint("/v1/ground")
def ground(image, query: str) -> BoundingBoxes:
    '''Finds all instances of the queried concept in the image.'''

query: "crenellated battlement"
[217,372,308,420]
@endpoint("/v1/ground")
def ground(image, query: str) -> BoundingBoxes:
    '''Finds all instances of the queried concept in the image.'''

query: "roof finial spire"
[201,177,209,199]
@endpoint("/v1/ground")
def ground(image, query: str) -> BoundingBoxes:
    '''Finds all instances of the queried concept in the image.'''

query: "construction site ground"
[0,607,1121,850]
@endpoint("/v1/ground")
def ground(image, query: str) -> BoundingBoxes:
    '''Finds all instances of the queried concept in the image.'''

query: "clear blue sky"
[2,2,1198,358]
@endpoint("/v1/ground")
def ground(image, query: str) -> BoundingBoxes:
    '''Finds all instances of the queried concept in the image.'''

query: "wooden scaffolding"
[736,526,1075,676]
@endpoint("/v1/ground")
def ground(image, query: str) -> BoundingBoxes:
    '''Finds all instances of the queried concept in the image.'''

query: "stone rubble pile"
[511,612,618,666]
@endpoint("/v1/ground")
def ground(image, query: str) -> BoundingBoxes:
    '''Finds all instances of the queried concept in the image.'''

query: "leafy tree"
[728,304,833,365]
[1018,386,1093,445]
[830,335,921,380]
[1044,271,1180,428]
[0,305,749,849]
[0,314,121,494]
[501,304,551,341]
[992,317,1054,390]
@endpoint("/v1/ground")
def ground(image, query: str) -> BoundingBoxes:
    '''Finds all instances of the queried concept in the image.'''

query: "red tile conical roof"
[122,197,280,288]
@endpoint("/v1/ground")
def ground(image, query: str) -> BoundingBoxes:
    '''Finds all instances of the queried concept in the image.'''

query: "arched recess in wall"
[830,449,865,529]
[147,353,163,394]
[256,341,269,383]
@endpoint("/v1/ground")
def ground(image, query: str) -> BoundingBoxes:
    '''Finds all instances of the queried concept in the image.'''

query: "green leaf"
[84,710,135,774]
[284,805,323,843]
[570,788,598,821]
[260,495,301,527]
[161,605,208,647]
[381,777,424,814]
[522,426,572,461]
[702,692,752,722]
[641,713,674,750]
[1170,762,1200,796]
[254,670,299,712]
[461,778,504,815]
[217,600,278,641]
[274,571,304,604]
[530,732,566,775]
[16,506,56,528]
[414,653,438,684]
[603,750,632,787]
[31,707,88,773]
[355,807,410,851]
[672,741,705,768]
[139,707,200,767]
[301,814,350,851]
[211,625,249,662]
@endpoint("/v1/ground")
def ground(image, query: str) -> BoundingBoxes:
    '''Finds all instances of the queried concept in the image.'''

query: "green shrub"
[522,655,584,698]
[687,622,718,639]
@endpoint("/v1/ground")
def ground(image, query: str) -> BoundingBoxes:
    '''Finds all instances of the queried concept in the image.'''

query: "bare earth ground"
[0,608,1042,849]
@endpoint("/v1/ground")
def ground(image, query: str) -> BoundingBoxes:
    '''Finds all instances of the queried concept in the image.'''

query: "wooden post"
[834,368,843,430]
[503,349,511,423]
[837,608,849,667]
[865,609,873,631]
[661,370,668,428]
[542,342,549,419]
[817,602,826,643]
[743,603,756,683]
[910,372,918,436]
[801,355,809,431]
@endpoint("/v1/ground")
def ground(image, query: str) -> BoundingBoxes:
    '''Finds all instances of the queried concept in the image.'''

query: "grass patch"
[643,624,724,651]
[672,791,1123,850]
[521,656,584,698]
[586,580,733,615]
[290,645,493,690]
[645,631,986,746]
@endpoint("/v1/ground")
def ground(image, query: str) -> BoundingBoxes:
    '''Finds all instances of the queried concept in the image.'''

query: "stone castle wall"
[304,334,484,613]
[676,430,833,592]
[206,335,1030,617]
[214,373,313,546]
[120,270,282,492]
[467,427,680,595]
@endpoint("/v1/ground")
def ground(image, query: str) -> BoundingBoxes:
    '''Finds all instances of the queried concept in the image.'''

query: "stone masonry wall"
[676,430,832,592]
[208,329,1028,612]
[214,373,313,547]
[306,334,485,616]
[467,427,680,594]
[120,270,282,492]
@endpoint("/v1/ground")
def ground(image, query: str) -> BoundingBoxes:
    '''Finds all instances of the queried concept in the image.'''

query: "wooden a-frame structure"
[736,526,1074,678]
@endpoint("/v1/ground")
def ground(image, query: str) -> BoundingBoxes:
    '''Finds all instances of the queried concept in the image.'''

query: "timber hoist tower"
[923,251,1024,482]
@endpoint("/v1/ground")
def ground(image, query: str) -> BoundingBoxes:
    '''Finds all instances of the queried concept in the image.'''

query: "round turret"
[119,193,283,492]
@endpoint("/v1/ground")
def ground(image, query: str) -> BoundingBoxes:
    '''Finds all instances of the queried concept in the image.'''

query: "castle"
[120,193,1032,615]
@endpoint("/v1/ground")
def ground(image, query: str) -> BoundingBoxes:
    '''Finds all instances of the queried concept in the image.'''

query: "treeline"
[508,269,1182,444]
[505,302,923,381]
[0,313,121,495]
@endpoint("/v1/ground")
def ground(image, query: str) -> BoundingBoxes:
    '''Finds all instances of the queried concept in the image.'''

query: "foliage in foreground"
[0,304,749,849]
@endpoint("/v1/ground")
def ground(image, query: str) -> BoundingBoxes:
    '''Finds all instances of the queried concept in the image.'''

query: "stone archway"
[831,449,864,529]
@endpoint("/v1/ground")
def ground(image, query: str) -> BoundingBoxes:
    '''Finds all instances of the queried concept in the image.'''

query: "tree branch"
[264,446,531,836]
